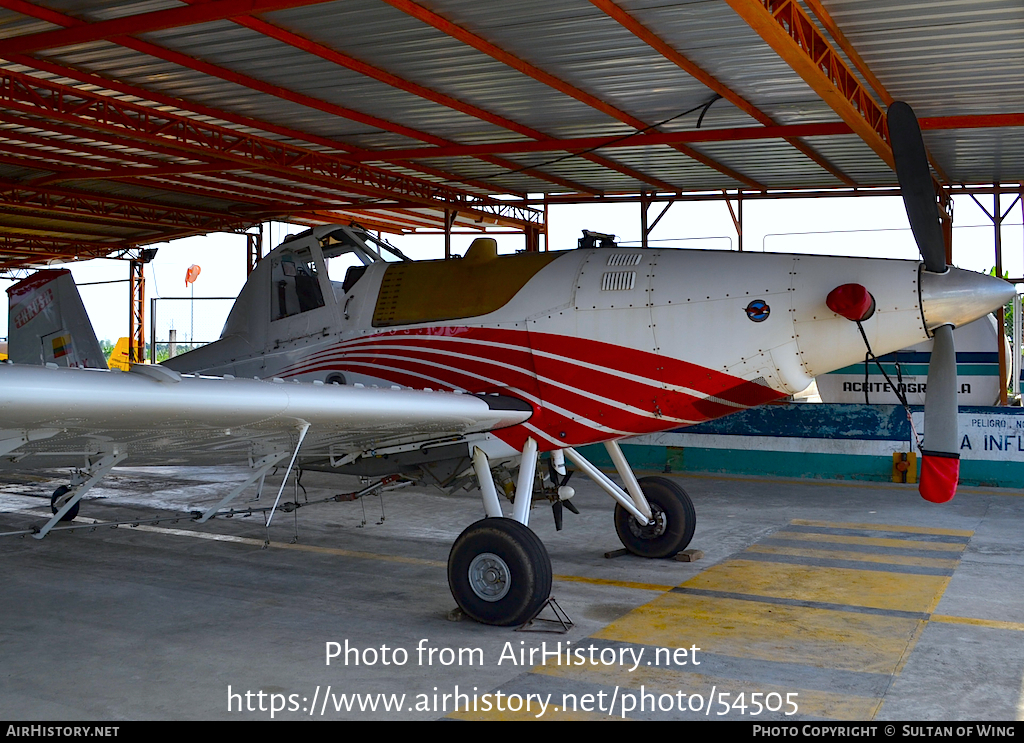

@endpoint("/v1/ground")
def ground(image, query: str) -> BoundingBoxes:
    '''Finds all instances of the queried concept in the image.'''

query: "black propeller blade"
[888,102,947,274]
[548,457,577,530]
[887,101,959,502]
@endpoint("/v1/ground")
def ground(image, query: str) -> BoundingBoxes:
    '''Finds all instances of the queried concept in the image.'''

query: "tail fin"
[107,337,131,371]
[6,269,108,369]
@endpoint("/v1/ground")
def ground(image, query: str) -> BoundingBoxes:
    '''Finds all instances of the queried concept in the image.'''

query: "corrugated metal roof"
[0,0,1020,268]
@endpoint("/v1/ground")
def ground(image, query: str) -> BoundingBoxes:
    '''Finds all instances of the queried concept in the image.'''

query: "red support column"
[940,188,953,264]
[640,191,649,249]
[525,225,540,253]
[995,186,1007,406]
[542,201,549,252]
[444,209,457,259]
[724,190,744,251]
[247,231,263,275]
[128,259,145,364]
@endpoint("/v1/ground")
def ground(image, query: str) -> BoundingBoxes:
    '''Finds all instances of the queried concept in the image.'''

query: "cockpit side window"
[270,248,325,321]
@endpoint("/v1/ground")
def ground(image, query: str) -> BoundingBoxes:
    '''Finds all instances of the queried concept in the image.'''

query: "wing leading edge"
[0,363,533,468]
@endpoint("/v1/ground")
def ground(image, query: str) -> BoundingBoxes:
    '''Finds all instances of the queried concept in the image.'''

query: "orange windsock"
[185,264,201,286]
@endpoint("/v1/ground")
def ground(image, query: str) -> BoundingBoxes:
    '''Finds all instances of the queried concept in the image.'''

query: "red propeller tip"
[919,452,960,503]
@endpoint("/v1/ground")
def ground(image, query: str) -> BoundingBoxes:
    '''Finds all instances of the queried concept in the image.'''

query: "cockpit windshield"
[317,225,409,293]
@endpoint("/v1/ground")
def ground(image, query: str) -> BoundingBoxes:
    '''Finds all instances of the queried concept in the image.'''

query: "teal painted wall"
[575,404,1024,489]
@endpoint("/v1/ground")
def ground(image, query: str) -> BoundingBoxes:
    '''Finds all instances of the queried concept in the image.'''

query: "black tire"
[50,485,79,521]
[614,476,695,558]
[448,518,553,627]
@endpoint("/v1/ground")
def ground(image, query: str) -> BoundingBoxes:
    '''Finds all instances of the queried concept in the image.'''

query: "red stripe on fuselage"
[275,325,784,449]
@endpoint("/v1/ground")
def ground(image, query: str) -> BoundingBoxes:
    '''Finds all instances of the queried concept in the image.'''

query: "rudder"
[6,269,108,369]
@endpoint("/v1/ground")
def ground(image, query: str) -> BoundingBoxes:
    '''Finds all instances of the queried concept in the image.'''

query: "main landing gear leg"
[565,442,696,559]
[449,439,553,626]
[37,450,128,539]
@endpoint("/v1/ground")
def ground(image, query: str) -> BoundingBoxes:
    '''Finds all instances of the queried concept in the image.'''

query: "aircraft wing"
[0,363,533,468]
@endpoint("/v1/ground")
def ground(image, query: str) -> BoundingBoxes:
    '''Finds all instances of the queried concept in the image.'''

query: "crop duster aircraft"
[0,103,1014,626]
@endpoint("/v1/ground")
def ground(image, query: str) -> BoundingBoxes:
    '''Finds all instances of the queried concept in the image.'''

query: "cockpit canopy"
[220,224,408,344]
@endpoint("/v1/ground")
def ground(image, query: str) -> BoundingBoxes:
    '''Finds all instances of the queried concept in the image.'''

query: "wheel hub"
[628,504,667,540]
[467,552,511,602]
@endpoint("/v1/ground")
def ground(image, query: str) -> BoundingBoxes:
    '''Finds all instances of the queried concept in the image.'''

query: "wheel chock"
[515,597,573,634]
[674,549,704,562]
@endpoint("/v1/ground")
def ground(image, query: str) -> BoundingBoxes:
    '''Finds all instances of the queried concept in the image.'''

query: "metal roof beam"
[167,171,372,205]
[800,0,949,184]
[357,114,1024,162]
[225,12,673,192]
[588,0,855,186]
[0,109,229,167]
[800,0,892,107]
[0,125,178,170]
[0,178,262,232]
[120,177,460,217]
[358,122,852,161]
[0,237,130,263]
[0,143,112,173]
[0,6,569,197]
[0,69,544,228]
[2,52,521,197]
[0,2,588,196]
[27,161,243,187]
[382,0,765,189]
[0,218,146,240]
[0,0,335,56]
[311,214,409,235]
[131,175,312,207]
[724,0,893,169]
[327,209,452,231]
[920,114,1024,130]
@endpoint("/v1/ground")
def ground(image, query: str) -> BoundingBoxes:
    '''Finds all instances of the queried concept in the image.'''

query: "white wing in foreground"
[0,363,532,468]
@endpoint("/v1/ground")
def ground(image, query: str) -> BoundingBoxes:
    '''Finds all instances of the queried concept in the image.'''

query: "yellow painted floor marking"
[745,544,960,570]
[790,520,973,537]
[21,508,991,720]
[683,559,950,613]
[594,592,923,675]
[921,577,952,615]
[452,518,977,721]
[772,530,966,552]
[531,660,879,720]
[931,615,1024,632]
[891,618,929,678]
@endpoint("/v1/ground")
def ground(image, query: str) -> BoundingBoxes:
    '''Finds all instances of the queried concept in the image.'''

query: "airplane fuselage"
[165,228,933,458]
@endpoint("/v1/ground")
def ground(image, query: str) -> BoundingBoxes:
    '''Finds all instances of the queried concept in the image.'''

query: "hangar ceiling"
[0,0,1021,269]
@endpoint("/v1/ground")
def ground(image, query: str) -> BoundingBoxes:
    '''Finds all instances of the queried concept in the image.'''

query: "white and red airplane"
[0,103,1013,626]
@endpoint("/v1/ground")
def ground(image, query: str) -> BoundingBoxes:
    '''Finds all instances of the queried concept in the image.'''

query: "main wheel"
[614,476,695,558]
[448,518,552,626]
[50,485,79,521]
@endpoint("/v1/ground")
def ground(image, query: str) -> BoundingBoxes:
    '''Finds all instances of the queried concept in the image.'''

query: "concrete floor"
[1,465,1022,721]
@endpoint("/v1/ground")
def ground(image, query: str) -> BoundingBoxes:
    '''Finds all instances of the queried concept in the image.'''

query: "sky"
[1,193,1021,345]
